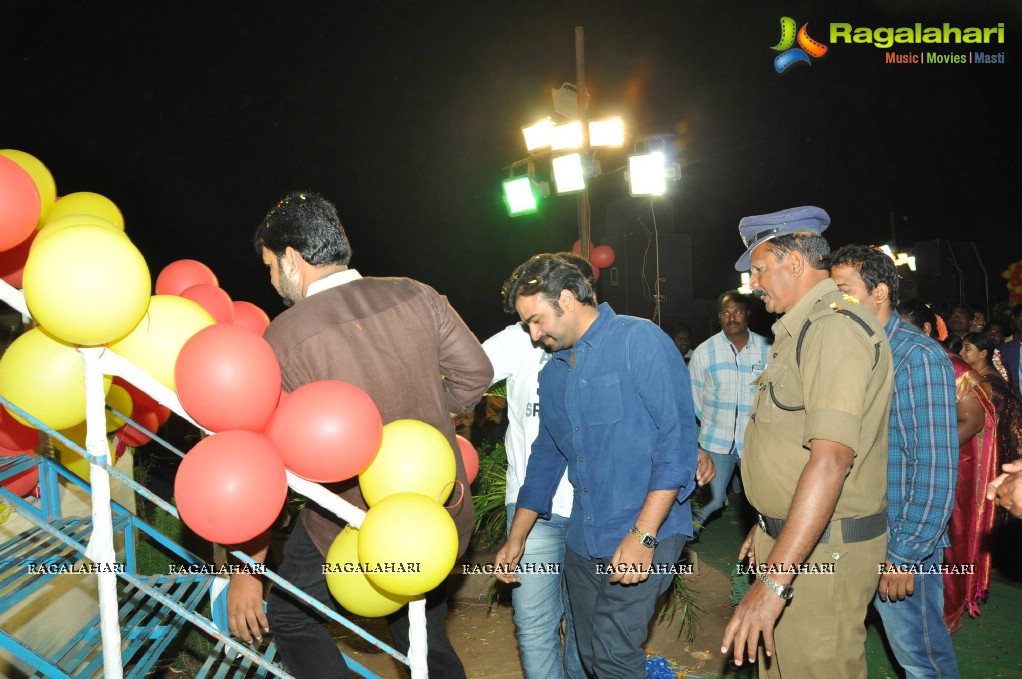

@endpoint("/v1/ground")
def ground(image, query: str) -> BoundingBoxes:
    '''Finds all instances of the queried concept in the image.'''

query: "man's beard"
[279,273,303,307]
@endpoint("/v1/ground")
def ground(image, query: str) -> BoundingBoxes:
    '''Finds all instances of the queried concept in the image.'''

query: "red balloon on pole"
[0,449,39,497]
[590,245,615,269]
[174,324,282,432]
[180,284,235,324]
[571,240,594,255]
[155,259,219,296]
[455,435,479,485]
[174,430,288,544]
[232,300,271,335]
[117,408,160,447]
[0,405,41,451]
[0,156,41,252]
[264,380,383,482]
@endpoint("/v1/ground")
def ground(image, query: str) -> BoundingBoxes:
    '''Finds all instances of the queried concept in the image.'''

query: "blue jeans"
[874,549,959,679]
[506,504,585,679]
[692,450,739,530]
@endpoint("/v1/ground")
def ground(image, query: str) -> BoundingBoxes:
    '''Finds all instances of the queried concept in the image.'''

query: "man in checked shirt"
[688,291,770,536]
[831,244,959,679]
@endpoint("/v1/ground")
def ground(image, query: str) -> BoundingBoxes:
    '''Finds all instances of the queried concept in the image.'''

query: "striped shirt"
[884,314,958,565]
[688,331,770,457]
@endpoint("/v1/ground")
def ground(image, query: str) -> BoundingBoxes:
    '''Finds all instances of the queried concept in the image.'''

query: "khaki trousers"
[753,525,886,679]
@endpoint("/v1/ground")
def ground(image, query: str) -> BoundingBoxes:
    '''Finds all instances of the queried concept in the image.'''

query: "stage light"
[550,121,584,151]
[551,153,586,194]
[627,151,666,196]
[522,118,555,152]
[589,118,624,148]
[738,272,753,295]
[502,176,539,216]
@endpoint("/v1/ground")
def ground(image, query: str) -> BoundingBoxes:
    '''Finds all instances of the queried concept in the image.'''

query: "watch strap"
[629,526,658,549]
[757,571,794,600]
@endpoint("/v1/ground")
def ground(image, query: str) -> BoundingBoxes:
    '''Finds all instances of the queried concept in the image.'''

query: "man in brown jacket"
[228,190,492,679]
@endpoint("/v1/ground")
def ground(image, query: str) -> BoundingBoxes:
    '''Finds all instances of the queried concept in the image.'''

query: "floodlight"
[627,151,666,196]
[589,118,624,148]
[502,176,539,216]
[738,272,753,294]
[551,153,586,194]
[878,244,895,258]
[550,121,584,151]
[522,118,555,152]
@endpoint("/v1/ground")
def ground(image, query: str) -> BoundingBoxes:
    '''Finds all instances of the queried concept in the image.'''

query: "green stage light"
[502,176,539,216]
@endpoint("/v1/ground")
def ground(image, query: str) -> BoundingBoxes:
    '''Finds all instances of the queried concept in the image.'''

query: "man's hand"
[227,572,268,642]
[609,533,654,585]
[987,460,1022,518]
[737,525,757,569]
[877,561,915,602]
[696,449,716,487]
[493,536,526,584]
[721,577,787,666]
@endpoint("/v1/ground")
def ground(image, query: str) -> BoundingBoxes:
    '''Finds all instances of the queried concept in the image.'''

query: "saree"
[943,355,998,632]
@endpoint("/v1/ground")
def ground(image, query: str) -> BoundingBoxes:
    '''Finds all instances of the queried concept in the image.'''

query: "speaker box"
[596,198,693,329]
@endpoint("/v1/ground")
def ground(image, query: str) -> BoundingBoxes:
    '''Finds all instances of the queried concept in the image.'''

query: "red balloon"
[264,380,383,482]
[174,430,287,544]
[590,245,615,269]
[175,324,281,432]
[571,240,594,255]
[0,157,41,252]
[0,404,41,450]
[0,230,37,288]
[180,284,235,324]
[592,266,600,282]
[0,449,39,496]
[113,377,171,425]
[232,300,271,335]
[118,408,160,447]
[455,435,479,485]
[155,259,219,296]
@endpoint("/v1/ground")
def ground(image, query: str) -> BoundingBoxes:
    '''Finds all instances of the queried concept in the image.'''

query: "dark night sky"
[3,0,1019,340]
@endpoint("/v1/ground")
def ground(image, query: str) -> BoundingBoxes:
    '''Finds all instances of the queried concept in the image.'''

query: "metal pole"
[575,26,592,260]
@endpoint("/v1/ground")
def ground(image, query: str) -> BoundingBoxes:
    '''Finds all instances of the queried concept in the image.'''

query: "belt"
[757,512,887,544]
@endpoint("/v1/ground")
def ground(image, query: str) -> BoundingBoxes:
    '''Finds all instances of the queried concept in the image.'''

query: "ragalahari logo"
[771,17,829,73]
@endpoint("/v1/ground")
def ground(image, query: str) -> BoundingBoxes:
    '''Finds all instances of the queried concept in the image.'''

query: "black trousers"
[266,518,467,679]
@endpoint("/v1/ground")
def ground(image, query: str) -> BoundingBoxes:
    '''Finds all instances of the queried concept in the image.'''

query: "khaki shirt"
[742,278,893,521]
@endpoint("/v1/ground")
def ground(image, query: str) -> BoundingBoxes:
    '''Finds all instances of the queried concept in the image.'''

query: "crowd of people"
[224,192,1020,679]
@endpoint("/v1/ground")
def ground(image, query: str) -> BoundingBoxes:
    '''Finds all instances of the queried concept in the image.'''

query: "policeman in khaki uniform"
[721,207,894,679]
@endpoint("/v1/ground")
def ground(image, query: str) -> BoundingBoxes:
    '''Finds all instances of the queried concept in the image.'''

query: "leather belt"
[757,512,887,544]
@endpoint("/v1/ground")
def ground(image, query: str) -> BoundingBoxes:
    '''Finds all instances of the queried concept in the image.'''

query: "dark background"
[3,0,1018,343]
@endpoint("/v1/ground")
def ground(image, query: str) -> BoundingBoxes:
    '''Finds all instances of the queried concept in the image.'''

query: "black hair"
[252,191,352,266]
[502,253,596,314]
[718,290,752,311]
[767,232,831,270]
[897,298,937,337]
[962,332,996,366]
[831,244,900,307]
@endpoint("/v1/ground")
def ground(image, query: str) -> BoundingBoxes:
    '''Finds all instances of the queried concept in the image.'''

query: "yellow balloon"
[43,191,124,230]
[0,328,112,430]
[358,419,456,507]
[108,295,215,390]
[0,149,56,222]
[359,492,458,596]
[57,444,91,484]
[325,526,417,617]
[33,214,126,252]
[104,384,134,432]
[23,224,152,346]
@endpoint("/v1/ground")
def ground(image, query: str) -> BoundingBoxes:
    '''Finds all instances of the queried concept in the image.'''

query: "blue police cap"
[734,206,831,271]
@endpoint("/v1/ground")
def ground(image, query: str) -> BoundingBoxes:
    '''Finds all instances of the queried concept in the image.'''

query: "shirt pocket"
[581,373,624,425]
[751,364,804,424]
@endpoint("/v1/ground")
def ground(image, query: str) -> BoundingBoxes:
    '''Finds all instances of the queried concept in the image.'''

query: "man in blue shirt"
[689,291,770,535]
[831,245,959,679]
[493,253,698,677]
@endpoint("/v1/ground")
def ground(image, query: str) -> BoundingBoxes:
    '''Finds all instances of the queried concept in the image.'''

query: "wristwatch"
[630,526,658,549]
[757,571,794,601]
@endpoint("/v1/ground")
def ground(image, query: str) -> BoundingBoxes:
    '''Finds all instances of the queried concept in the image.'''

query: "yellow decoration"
[324,526,417,617]
[108,295,215,390]
[104,385,134,432]
[23,224,151,346]
[0,149,56,222]
[358,419,456,507]
[0,328,112,430]
[43,191,124,230]
[358,492,458,596]
[32,214,126,251]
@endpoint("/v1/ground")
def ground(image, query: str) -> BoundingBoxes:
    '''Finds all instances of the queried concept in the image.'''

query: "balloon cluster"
[1002,260,1022,304]
[571,240,616,281]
